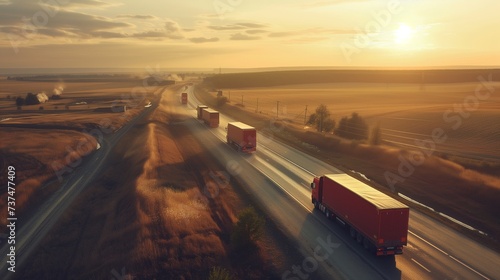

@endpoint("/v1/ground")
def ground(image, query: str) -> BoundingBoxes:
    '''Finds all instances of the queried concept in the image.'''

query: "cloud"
[268,31,298,38]
[236,22,267,28]
[268,28,356,38]
[189,37,219,43]
[303,0,368,8]
[230,33,260,40]
[0,1,131,39]
[246,29,268,34]
[209,25,246,31]
[208,22,267,31]
[165,20,184,39]
[116,14,156,20]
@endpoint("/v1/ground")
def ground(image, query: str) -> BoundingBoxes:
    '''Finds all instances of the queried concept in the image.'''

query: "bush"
[208,266,233,280]
[217,96,228,107]
[307,104,335,132]
[231,207,264,249]
[25,92,40,105]
[15,97,25,107]
[335,112,368,140]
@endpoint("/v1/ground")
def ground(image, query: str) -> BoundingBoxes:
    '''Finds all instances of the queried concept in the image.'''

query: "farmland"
[198,71,500,244]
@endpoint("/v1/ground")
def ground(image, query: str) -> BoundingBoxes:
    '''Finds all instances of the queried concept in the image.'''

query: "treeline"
[307,104,381,145]
[204,69,500,89]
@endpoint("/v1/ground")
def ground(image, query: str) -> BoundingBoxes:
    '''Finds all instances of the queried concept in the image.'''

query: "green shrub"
[231,207,264,249]
[208,266,233,280]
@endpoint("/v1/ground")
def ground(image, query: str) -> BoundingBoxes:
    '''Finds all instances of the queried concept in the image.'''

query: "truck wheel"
[356,232,363,244]
[350,227,356,239]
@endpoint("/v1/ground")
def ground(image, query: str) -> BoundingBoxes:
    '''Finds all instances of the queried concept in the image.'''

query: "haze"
[1,0,499,69]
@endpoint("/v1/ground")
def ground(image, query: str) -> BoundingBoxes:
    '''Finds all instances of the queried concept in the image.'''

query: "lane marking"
[409,230,490,280]
[411,258,431,273]
[259,143,317,176]
[449,255,490,280]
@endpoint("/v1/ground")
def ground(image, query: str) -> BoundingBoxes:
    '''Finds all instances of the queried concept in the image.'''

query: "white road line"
[259,143,317,176]
[409,230,449,256]
[409,230,490,280]
[411,258,431,273]
[449,255,490,280]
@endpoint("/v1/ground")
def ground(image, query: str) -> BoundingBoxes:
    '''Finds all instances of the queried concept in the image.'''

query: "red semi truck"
[181,92,188,104]
[226,122,256,153]
[311,174,409,256]
[197,105,208,119]
[202,108,220,128]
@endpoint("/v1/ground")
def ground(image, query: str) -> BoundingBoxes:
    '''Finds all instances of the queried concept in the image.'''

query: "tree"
[335,112,368,140]
[307,104,335,132]
[25,92,40,105]
[231,207,265,249]
[15,97,25,107]
[216,96,228,107]
[369,122,382,145]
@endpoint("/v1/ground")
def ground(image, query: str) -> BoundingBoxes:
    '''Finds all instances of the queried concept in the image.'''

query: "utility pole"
[304,105,308,125]
[276,101,279,119]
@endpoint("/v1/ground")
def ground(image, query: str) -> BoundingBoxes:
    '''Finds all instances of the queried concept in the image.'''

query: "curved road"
[0,86,165,279]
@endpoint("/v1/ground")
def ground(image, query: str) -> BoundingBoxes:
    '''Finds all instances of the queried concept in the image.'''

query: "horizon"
[1,0,499,69]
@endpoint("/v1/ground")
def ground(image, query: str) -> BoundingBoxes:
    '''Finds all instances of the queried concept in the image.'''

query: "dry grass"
[0,129,97,230]
[210,82,500,162]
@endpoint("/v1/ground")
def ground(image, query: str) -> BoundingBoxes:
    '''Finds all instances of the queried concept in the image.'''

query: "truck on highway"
[181,92,188,104]
[226,122,256,153]
[202,108,220,128]
[311,174,409,256]
[197,105,208,119]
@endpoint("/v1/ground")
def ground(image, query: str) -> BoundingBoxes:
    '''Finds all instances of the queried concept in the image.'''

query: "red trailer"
[181,92,188,104]
[202,108,219,128]
[226,122,256,153]
[311,174,409,256]
[197,105,208,119]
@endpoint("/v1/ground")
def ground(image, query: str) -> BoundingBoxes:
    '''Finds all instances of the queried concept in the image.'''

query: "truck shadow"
[297,210,402,280]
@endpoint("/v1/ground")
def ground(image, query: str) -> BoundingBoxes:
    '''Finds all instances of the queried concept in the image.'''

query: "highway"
[0,86,165,280]
[181,86,500,280]
[1,83,497,279]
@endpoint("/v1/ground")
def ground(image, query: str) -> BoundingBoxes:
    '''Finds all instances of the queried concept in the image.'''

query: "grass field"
[212,82,500,161]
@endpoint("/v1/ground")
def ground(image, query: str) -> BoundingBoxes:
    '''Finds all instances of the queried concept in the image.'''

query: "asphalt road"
[183,86,500,280]
[0,86,165,280]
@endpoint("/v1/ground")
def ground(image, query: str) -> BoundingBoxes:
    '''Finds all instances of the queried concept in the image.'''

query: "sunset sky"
[0,0,498,69]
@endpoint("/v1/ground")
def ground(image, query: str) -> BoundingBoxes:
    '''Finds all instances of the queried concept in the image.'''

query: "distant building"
[111,105,127,113]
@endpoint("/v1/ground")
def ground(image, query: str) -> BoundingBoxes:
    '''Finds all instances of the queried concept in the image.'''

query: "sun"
[394,24,414,44]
